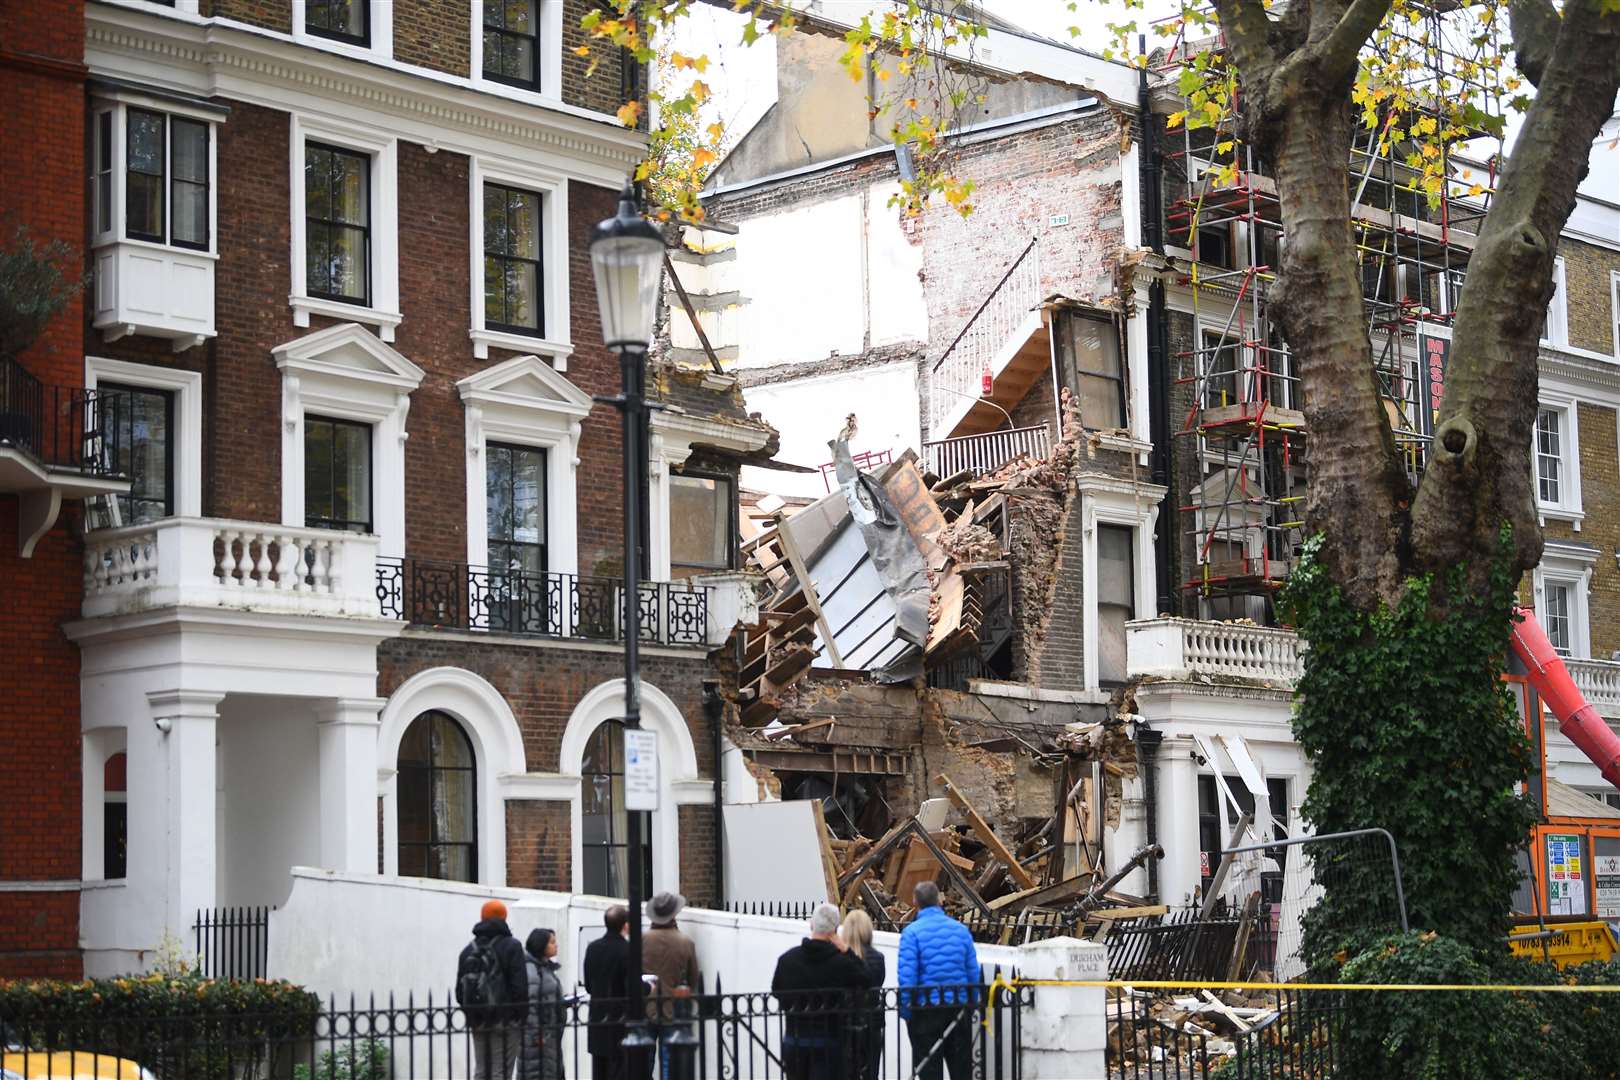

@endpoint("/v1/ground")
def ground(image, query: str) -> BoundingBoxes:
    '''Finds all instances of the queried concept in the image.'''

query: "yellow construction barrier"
[1507,921,1619,968]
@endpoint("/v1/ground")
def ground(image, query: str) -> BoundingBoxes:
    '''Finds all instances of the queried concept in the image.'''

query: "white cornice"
[85,4,645,186]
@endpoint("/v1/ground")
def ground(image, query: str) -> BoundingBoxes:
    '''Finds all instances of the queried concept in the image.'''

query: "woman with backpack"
[520,928,567,1080]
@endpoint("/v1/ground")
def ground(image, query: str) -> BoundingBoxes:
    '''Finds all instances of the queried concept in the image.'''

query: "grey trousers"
[472,1024,522,1080]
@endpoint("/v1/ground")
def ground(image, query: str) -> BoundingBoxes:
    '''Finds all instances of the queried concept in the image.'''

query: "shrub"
[1329,932,1620,1080]
[0,972,321,1080]
[292,1040,389,1080]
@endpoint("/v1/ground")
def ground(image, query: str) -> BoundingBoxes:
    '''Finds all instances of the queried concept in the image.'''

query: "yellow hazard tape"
[1009,979,1620,993]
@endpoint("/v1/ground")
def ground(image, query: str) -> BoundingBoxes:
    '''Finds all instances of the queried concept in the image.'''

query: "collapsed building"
[658,0,1620,979]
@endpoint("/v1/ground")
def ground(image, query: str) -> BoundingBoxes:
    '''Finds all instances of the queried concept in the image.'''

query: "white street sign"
[624,728,659,811]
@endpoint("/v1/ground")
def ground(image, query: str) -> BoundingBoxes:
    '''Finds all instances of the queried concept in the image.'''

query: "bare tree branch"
[1315,0,1392,83]
[1210,0,1278,79]
[1508,0,1561,87]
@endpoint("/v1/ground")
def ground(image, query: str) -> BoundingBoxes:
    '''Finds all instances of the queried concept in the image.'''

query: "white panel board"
[723,800,832,903]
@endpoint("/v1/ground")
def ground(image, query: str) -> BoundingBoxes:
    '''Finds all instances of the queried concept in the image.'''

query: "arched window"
[582,720,651,898]
[397,711,478,882]
[104,752,127,879]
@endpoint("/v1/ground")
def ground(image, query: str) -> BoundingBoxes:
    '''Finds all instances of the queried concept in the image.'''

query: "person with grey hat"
[640,892,700,1080]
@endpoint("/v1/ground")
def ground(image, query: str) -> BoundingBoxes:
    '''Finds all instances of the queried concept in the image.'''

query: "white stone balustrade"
[82,517,384,620]
[1127,616,1305,685]
[1567,658,1620,718]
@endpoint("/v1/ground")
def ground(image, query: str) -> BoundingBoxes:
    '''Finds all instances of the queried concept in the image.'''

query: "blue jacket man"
[897,881,979,1080]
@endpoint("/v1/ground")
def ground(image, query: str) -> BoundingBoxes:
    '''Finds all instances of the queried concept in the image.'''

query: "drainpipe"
[704,677,725,905]
[1135,721,1164,901]
[1139,37,1177,615]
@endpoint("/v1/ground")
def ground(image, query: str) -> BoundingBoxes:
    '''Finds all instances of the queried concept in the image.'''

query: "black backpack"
[457,936,505,1016]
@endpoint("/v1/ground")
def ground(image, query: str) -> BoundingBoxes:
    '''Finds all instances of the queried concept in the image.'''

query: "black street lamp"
[589,182,665,1063]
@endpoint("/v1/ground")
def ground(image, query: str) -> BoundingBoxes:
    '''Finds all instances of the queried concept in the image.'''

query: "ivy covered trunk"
[1208,0,1620,960]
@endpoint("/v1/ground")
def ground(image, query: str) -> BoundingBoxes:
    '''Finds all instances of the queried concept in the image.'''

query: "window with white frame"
[85,357,203,529]
[1078,475,1164,691]
[274,324,423,557]
[1543,256,1568,346]
[458,354,591,582]
[468,158,570,363]
[91,99,219,252]
[1537,408,1564,504]
[1535,397,1583,525]
[472,0,563,99]
[1535,541,1598,661]
[1610,270,1620,358]
[289,116,400,339]
[294,0,391,55]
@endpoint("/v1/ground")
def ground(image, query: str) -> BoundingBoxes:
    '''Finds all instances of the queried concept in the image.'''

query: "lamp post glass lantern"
[591,185,665,352]
[590,182,665,1064]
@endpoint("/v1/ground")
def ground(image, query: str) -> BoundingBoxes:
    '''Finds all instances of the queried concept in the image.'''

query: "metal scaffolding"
[1153,1,1507,620]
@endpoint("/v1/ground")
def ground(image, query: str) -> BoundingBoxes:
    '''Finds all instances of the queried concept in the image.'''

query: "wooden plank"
[1225,892,1261,983]
[938,774,1037,889]
[809,800,842,908]
[986,885,1042,912]
[1090,904,1168,921]
[838,819,912,892]
[774,517,845,668]
[993,872,1093,914]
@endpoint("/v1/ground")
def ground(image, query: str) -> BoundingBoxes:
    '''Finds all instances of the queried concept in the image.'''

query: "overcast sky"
[668,1,1618,206]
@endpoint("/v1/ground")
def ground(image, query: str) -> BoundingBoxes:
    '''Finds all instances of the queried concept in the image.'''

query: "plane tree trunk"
[1207,0,1620,956]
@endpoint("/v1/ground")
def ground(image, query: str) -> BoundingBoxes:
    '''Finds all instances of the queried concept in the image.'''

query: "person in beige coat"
[640,892,700,1080]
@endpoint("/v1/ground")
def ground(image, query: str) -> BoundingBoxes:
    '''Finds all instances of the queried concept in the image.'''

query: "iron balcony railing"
[0,356,127,476]
[376,556,709,646]
[923,424,1051,479]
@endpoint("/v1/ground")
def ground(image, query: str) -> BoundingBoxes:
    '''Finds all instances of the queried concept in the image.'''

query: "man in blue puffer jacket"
[897,881,980,1080]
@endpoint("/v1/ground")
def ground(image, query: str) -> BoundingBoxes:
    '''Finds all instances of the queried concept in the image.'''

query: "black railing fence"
[1106,906,1277,983]
[192,906,273,981]
[0,357,126,475]
[375,556,708,646]
[0,978,1027,1080]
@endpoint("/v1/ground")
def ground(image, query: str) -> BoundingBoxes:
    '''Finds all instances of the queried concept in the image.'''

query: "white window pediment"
[273,321,424,390]
[275,323,421,557]
[458,354,590,576]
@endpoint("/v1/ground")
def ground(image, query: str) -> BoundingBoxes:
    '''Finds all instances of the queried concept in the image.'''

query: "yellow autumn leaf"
[877,68,892,81]
[1167,110,1188,128]
[670,52,693,70]
[693,147,717,170]
[706,122,725,140]
[616,100,642,128]
[573,45,590,57]
[691,80,710,103]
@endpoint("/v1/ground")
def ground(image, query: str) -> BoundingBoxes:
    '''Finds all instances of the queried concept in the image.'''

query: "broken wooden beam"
[937,773,1038,890]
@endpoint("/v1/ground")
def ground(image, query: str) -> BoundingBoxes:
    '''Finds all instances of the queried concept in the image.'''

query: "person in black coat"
[457,900,530,1080]
[582,905,631,1080]
[771,903,871,1080]
[842,910,886,1080]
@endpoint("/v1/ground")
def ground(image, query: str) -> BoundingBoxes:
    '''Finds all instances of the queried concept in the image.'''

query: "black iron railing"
[376,556,709,646]
[1106,987,1345,1080]
[1105,905,1276,982]
[192,905,273,981]
[0,357,127,475]
[0,976,1028,1080]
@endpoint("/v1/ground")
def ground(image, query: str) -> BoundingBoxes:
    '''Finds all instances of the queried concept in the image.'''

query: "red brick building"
[7,0,768,977]
[0,0,131,979]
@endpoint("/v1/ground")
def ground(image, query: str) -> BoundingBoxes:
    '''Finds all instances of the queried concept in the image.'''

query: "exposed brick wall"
[0,0,87,980]
[205,0,292,33]
[677,804,717,909]
[1556,238,1619,357]
[393,0,471,76]
[1028,495,1086,690]
[920,113,1125,376]
[507,801,572,890]
[379,637,715,775]
[561,0,635,119]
